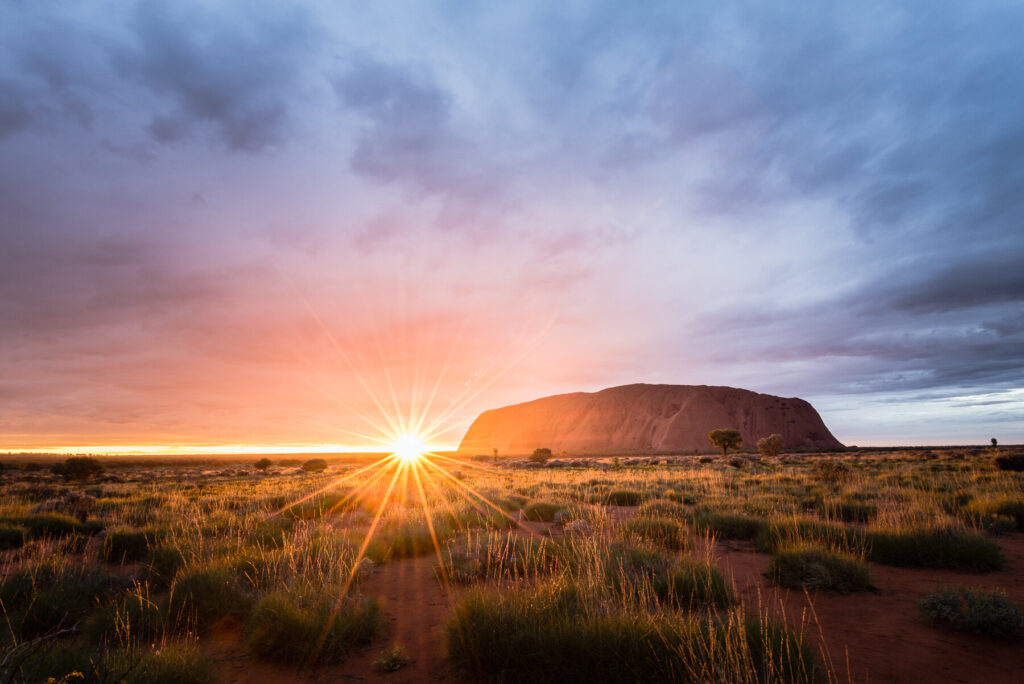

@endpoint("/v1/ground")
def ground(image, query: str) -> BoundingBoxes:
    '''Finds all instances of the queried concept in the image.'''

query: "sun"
[391,434,426,462]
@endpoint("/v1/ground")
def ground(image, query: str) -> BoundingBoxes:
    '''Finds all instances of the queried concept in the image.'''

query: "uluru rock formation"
[458,384,843,455]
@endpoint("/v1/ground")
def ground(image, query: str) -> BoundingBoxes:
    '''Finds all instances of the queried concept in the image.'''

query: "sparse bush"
[812,460,850,487]
[768,547,872,592]
[663,489,697,505]
[920,586,1023,638]
[246,591,383,664]
[727,457,746,469]
[530,448,552,465]
[253,457,273,471]
[51,456,105,481]
[376,645,411,672]
[757,433,785,458]
[301,458,328,473]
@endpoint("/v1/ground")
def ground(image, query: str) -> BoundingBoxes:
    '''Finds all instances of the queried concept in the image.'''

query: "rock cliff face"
[458,384,843,454]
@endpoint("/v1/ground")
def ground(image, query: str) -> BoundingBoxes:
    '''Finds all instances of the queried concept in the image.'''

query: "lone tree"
[301,458,328,473]
[757,433,785,459]
[530,448,552,465]
[253,457,273,471]
[708,429,743,458]
[991,438,998,448]
[52,456,104,482]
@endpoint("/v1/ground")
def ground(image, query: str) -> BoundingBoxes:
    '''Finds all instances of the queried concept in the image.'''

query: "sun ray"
[409,460,454,601]
[419,454,533,535]
[267,453,395,520]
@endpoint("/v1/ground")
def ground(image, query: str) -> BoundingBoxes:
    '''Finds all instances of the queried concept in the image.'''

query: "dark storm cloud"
[119,2,318,152]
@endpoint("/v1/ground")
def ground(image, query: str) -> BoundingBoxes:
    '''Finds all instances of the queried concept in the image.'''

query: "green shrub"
[620,516,690,550]
[605,489,645,506]
[691,510,765,540]
[755,519,864,554]
[530,448,552,464]
[522,500,568,522]
[2,565,122,639]
[0,524,26,550]
[920,586,1023,638]
[867,528,1004,572]
[254,457,273,471]
[168,563,249,633]
[768,548,872,592]
[993,454,1024,471]
[246,591,383,664]
[17,513,83,539]
[101,530,156,564]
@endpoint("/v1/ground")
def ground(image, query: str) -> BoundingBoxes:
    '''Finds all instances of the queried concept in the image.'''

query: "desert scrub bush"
[301,458,328,473]
[620,515,690,551]
[811,460,850,487]
[919,586,1023,639]
[246,591,383,664]
[0,524,25,550]
[51,456,104,481]
[101,529,159,563]
[446,583,819,683]
[768,547,872,593]
[375,644,411,672]
[522,500,568,522]
[691,510,765,540]
[866,528,1004,572]
[604,488,646,506]
[167,563,250,633]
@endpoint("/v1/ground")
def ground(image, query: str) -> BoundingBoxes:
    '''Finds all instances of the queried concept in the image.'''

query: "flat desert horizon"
[2,2,1022,683]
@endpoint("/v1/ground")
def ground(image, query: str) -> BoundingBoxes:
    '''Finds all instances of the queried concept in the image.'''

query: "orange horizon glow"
[0,442,457,457]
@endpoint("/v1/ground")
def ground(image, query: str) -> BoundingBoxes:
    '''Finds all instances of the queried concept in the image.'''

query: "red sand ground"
[209,519,1024,683]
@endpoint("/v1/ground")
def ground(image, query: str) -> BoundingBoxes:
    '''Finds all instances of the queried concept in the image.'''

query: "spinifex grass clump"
[0,513,103,540]
[167,562,250,634]
[755,518,866,555]
[767,546,872,593]
[446,582,818,683]
[691,509,765,540]
[436,532,563,583]
[866,527,1004,572]
[101,529,160,563]
[0,524,26,550]
[620,515,691,551]
[12,642,216,684]
[920,586,1024,638]
[246,590,384,664]
[522,500,569,522]
[604,488,646,506]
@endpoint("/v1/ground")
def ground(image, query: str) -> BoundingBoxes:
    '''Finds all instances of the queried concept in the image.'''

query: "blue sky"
[1,1,1022,449]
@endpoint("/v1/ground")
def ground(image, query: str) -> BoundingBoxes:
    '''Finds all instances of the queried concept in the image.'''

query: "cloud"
[117,1,319,152]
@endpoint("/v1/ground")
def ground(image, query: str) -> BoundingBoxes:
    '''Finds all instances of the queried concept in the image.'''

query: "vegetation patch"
[620,515,690,550]
[246,591,384,664]
[866,528,1004,572]
[920,586,1023,638]
[691,510,765,540]
[522,500,568,522]
[768,547,872,592]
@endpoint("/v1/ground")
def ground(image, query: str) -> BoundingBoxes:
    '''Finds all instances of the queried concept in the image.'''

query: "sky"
[1,1,1022,452]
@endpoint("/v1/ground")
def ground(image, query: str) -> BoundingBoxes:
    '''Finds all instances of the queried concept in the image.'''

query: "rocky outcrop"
[458,383,843,454]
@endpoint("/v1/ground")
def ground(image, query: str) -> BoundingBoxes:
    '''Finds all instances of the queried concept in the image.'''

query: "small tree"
[492,447,498,462]
[991,438,998,448]
[757,433,785,459]
[301,458,328,473]
[52,456,104,482]
[708,429,742,458]
[530,448,552,465]
[254,457,273,471]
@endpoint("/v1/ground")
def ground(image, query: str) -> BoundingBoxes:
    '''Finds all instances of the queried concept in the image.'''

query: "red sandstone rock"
[458,383,843,455]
